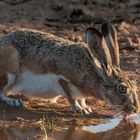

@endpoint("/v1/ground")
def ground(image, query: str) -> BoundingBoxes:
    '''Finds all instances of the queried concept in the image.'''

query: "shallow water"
[1,113,140,140]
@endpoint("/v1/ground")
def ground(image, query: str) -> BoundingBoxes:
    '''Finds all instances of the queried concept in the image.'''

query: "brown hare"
[0,23,139,115]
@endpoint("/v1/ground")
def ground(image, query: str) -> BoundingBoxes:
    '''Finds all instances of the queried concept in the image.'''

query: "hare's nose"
[131,105,137,113]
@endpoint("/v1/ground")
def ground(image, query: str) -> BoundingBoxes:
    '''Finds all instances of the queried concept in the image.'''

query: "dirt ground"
[0,0,140,137]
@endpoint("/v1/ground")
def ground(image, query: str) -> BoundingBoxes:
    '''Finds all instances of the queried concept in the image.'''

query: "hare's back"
[8,29,73,48]
[0,30,97,85]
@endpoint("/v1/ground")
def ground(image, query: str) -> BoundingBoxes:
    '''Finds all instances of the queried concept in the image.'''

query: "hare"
[0,23,139,115]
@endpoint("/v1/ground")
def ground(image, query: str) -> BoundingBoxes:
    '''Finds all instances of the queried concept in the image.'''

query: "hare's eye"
[117,83,127,94]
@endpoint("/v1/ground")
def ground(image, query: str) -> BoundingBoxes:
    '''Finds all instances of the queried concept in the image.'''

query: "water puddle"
[1,113,140,140]
[83,113,140,133]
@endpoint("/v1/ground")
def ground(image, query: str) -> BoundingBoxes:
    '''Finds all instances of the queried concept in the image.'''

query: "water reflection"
[53,113,140,140]
[57,121,139,140]
[0,127,46,140]
[0,114,140,140]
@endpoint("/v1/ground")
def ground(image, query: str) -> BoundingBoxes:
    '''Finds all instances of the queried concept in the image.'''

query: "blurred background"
[0,0,139,48]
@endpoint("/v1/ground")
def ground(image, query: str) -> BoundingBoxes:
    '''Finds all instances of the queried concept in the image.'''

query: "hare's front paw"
[6,98,23,107]
[71,100,91,115]
[84,106,92,113]
[77,99,92,114]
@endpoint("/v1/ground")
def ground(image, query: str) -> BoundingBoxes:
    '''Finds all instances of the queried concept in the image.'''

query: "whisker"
[111,106,123,110]
[108,105,125,117]
[111,105,123,108]
[114,111,124,117]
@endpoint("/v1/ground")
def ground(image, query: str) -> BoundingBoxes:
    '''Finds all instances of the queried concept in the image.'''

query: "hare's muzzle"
[124,99,140,115]
[123,105,136,115]
[124,89,140,114]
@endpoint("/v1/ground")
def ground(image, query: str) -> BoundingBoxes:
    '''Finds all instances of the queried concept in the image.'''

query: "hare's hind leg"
[0,94,22,107]
[0,73,23,107]
[0,46,23,107]
[58,78,90,115]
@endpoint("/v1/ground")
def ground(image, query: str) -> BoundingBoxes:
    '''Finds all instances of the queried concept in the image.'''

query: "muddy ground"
[0,0,140,138]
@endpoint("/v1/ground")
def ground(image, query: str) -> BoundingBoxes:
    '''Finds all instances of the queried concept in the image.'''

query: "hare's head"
[85,23,139,115]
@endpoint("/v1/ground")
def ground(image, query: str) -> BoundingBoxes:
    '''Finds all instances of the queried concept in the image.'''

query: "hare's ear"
[101,23,120,68]
[85,27,112,75]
